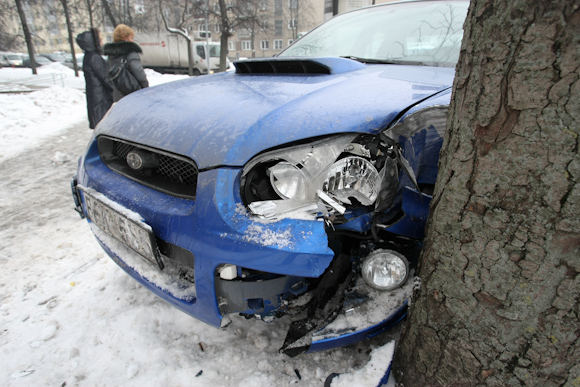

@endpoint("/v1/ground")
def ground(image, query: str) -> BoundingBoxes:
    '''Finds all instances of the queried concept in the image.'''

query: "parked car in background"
[23,55,53,68]
[2,53,25,67]
[40,52,68,64]
[64,53,83,69]
[0,53,9,67]
[72,0,468,355]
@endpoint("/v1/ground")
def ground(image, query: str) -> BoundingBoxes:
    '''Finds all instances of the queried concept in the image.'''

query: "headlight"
[322,156,380,206]
[362,249,409,291]
[269,162,307,200]
[242,134,393,220]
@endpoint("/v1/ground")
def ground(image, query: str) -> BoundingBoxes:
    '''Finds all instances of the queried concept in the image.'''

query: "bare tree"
[393,0,579,385]
[86,0,97,28]
[14,0,36,74]
[237,0,269,59]
[158,0,197,76]
[288,0,299,41]
[210,0,268,71]
[60,0,80,77]
[286,0,316,41]
[102,0,118,26]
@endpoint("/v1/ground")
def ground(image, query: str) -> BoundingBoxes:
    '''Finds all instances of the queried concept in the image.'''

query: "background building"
[1,0,397,62]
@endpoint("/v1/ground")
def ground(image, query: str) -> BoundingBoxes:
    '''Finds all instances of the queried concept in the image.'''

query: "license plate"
[81,187,162,269]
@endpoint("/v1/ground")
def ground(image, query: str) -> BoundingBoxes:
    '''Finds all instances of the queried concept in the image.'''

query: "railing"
[0,73,66,93]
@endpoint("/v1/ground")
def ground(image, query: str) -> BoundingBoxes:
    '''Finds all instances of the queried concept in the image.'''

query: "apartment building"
[3,0,396,60]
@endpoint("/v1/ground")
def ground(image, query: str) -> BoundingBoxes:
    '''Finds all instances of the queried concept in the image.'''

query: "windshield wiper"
[340,56,426,66]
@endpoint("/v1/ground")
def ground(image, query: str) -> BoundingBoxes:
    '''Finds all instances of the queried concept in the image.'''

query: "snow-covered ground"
[0,64,396,386]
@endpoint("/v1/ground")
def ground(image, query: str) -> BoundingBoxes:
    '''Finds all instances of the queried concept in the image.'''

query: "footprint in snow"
[29,320,59,347]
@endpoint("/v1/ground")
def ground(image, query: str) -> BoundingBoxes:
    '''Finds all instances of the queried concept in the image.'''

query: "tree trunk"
[218,0,229,72]
[87,0,94,29]
[393,0,579,385]
[61,0,79,77]
[186,39,193,76]
[102,0,117,27]
[14,0,36,75]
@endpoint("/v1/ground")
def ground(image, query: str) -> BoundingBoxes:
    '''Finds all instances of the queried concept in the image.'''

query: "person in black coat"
[76,28,113,129]
[103,24,149,102]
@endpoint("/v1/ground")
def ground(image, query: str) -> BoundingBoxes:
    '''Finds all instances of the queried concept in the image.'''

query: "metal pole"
[205,0,210,74]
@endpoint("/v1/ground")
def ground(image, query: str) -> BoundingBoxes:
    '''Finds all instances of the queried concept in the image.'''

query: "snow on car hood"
[96,58,454,169]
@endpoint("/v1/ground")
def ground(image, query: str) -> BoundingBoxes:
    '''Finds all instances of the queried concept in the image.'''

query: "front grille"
[98,136,198,199]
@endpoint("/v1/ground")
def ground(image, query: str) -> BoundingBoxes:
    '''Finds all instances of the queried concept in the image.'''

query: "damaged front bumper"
[72,137,418,352]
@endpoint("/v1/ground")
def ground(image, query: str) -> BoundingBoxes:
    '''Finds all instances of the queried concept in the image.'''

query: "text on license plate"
[82,188,160,265]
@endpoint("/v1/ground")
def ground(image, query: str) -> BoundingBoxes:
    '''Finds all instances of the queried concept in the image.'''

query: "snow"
[0,65,398,386]
[242,224,294,248]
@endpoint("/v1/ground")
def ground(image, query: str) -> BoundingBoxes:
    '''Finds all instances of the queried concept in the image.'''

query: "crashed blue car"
[72,0,468,355]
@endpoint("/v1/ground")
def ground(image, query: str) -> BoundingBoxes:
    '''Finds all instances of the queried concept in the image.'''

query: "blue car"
[72,0,468,355]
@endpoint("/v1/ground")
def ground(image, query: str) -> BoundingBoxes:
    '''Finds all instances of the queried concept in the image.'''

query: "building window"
[274,0,282,15]
[214,24,220,32]
[238,28,251,38]
[288,19,296,29]
[229,41,236,51]
[288,0,298,9]
[260,40,270,50]
[274,39,283,50]
[242,40,252,50]
[275,20,283,36]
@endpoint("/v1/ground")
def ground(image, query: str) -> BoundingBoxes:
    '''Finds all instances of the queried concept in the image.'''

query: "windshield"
[209,45,220,58]
[196,44,221,59]
[279,1,468,67]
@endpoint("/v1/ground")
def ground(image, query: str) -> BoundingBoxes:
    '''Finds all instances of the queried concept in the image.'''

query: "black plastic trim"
[97,135,198,200]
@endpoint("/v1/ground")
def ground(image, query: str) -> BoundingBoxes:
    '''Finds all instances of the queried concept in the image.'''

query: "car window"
[209,45,220,58]
[279,0,468,67]
[196,45,205,59]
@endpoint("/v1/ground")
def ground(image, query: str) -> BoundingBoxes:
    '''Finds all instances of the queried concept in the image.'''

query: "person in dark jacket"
[76,28,113,129]
[103,24,148,102]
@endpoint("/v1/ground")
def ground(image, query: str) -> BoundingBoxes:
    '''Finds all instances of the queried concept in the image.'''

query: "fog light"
[362,249,409,291]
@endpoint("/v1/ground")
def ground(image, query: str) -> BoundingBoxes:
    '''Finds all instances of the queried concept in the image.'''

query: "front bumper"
[75,139,335,327]
[72,138,410,350]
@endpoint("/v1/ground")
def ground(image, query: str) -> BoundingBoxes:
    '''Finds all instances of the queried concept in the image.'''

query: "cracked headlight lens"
[242,134,389,220]
[322,156,380,206]
[269,162,307,200]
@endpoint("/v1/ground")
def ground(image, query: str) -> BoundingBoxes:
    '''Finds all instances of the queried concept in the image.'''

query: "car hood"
[96,58,454,169]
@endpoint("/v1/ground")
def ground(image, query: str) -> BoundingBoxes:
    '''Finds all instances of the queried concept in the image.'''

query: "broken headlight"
[322,156,380,206]
[241,134,396,221]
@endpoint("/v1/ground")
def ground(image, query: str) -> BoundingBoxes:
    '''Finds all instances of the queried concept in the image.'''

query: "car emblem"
[126,151,143,170]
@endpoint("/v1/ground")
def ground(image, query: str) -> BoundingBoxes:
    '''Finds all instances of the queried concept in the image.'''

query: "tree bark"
[218,0,230,72]
[393,0,579,385]
[14,0,36,75]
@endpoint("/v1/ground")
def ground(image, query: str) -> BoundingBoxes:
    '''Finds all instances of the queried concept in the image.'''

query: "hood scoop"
[234,57,365,75]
